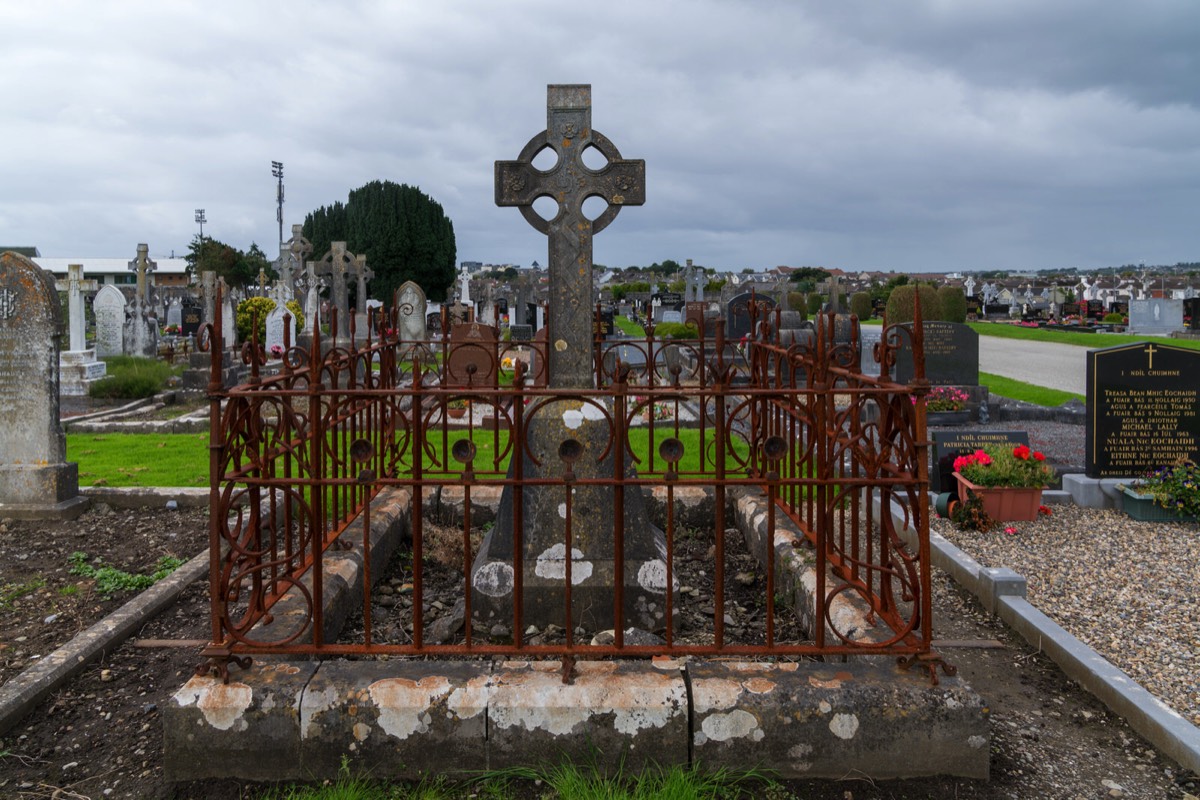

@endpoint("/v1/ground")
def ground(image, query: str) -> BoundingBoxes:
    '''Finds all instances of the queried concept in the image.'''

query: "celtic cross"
[496,84,645,388]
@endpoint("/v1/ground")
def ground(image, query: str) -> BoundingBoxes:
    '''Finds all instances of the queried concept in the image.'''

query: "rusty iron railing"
[197,289,948,682]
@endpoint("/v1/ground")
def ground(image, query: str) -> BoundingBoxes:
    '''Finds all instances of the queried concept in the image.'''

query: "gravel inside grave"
[929,414,1200,732]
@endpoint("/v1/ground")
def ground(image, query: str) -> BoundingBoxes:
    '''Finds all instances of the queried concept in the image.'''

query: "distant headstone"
[446,321,498,387]
[220,284,236,350]
[181,300,202,337]
[0,252,88,519]
[725,292,776,341]
[1128,298,1184,334]
[593,307,616,337]
[1185,298,1200,331]
[124,298,157,357]
[661,309,682,324]
[126,243,157,304]
[395,281,427,344]
[509,323,533,342]
[92,284,127,357]
[264,305,295,355]
[893,321,979,386]
[931,430,1029,493]
[314,242,355,340]
[56,264,106,396]
[166,298,183,330]
[1085,342,1200,478]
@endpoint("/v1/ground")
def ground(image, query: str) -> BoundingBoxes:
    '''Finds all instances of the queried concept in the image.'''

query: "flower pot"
[954,473,1043,521]
[446,406,467,419]
[1119,485,1198,523]
[927,410,970,426]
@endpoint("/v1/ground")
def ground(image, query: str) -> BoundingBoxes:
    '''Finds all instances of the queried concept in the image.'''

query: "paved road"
[978,336,1088,395]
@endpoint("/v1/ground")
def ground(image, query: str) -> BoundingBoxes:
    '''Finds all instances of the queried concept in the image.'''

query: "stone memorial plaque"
[264,306,294,355]
[1086,342,1200,478]
[661,309,682,324]
[893,321,979,386]
[92,284,126,357]
[931,430,1030,494]
[593,307,615,338]
[1086,300,1104,319]
[654,291,682,307]
[166,299,183,330]
[509,323,533,342]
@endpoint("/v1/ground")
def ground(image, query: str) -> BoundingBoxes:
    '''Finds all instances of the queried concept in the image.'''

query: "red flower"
[1033,451,1046,462]
[1038,505,1052,516]
[1013,444,1031,460]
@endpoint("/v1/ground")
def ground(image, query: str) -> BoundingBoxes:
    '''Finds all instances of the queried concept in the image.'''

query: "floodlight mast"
[272,161,285,249]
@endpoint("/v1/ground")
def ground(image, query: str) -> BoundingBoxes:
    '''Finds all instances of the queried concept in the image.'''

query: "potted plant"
[1117,460,1199,522]
[921,386,970,426]
[445,398,469,419]
[953,445,1055,521]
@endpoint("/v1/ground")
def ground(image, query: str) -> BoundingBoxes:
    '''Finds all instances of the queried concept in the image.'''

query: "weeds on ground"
[0,577,46,609]
[67,551,185,599]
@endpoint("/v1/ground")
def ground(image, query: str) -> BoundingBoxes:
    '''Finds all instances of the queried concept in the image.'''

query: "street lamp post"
[272,161,284,250]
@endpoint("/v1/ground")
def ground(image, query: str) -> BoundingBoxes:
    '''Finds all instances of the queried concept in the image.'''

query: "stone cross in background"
[127,243,157,304]
[496,83,645,388]
[315,242,356,340]
[280,224,312,296]
[257,267,269,298]
[54,264,97,351]
[350,253,374,314]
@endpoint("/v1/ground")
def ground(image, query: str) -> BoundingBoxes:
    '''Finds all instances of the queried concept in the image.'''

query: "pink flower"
[1004,527,1017,535]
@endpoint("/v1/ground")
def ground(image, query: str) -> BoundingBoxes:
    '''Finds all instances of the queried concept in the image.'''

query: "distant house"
[33,256,191,290]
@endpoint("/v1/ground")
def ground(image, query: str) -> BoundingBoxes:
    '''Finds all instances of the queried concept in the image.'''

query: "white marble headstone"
[92,285,126,357]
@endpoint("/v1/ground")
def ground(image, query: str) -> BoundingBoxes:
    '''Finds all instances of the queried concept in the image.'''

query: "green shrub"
[885,285,942,324]
[653,321,699,339]
[236,297,306,345]
[88,357,172,399]
[938,286,968,323]
[806,293,823,315]
[1103,312,1124,324]
[787,291,806,312]
[849,291,873,320]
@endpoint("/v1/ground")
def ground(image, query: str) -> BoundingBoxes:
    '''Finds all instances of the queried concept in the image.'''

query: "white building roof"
[33,256,190,276]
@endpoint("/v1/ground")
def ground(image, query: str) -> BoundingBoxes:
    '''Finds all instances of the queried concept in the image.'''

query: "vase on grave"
[953,473,1044,522]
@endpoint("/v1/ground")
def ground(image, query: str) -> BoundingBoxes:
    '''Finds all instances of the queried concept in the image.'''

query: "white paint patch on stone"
[691,678,743,712]
[637,559,678,595]
[829,713,859,740]
[368,676,452,740]
[300,684,342,739]
[447,675,491,720]
[174,677,253,732]
[473,561,514,597]
[534,543,593,583]
[968,735,987,749]
[700,709,762,742]
[558,502,567,519]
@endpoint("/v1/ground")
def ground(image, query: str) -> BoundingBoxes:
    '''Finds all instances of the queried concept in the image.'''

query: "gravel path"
[931,416,1200,730]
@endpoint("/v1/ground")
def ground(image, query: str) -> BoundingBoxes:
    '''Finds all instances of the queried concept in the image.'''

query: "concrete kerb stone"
[689,661,989,779]
[82,486,212,509]
[881,495,1200,776]
[0,543,210,737]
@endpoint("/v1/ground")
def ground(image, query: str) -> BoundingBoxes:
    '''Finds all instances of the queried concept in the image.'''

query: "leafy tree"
[185,235,261,290]
[704,278,727,293]
[787,291,806,312]
[646,260,682,276]
[849,292,873,320]
[304,180,457,303]
[788,266,831,283]
[806,294,823,315]
[885,285,942,324]
[938,286,967,323]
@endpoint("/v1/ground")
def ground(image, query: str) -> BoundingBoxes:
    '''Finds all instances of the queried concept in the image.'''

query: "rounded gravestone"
[0,251,88,519]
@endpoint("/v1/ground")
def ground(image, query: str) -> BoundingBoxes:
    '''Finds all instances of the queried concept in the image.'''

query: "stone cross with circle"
[495,84,645,388]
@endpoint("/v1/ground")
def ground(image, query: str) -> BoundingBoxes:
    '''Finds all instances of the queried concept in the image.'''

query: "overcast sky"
[3,1,1198,275]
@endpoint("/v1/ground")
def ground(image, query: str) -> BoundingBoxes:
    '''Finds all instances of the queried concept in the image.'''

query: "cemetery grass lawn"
[615,315,645,336]
[968,321,1200,350]
[69,432,209,487]
[65,429,747,487]
[980,371,1085,405]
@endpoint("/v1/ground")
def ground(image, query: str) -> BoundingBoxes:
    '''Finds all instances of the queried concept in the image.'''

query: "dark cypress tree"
[303,181,455,303]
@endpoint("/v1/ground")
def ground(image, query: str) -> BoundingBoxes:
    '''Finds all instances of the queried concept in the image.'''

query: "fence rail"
[198,294,949,683]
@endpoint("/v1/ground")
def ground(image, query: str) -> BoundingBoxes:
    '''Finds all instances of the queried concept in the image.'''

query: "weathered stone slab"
[163,660,319,781]
[488,660,687,772]
[689,661,989,779]
[92,284,126,357]
[299,661,489,777]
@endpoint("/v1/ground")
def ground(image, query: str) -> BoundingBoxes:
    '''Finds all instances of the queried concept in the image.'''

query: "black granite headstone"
[181,303,202,337]
[725,292,776,341]
[1185,298,1200,331]
[931,430,1029,493]
[893,321,979,386]
[1085,342,1200,478]
[509,324,533,342]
